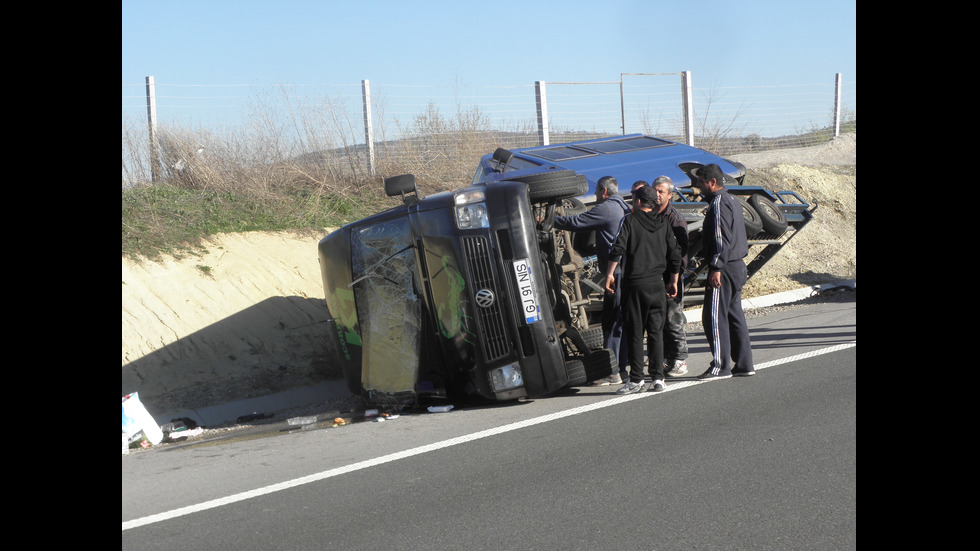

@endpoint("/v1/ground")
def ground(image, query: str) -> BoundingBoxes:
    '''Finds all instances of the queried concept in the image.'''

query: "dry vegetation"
[122,91,854,260]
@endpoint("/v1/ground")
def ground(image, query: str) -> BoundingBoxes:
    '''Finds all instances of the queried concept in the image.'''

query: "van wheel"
[748,194,788,236]
[564,359,588,387]
[581,326,605,350]
[512,170,588,202]
[584,348,615,381]
[737,196,764,236]
[560,197,587,216]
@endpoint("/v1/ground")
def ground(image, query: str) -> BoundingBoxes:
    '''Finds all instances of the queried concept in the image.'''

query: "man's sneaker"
[616,381,647,394]
[649,379,666,392]
[666,360,688,377]
[732,369,756,377]
[590,373,623,386]
[697,368,732,380]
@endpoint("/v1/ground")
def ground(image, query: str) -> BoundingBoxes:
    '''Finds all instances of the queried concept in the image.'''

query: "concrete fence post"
[833,73,842,138]
[535,81,549,146]
[362,79,375,176]
[681,71,694,146]
[145,76,160,183]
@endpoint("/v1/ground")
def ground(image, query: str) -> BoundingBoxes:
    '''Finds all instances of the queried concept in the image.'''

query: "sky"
[122,1,856,135]
[122,1,854,87]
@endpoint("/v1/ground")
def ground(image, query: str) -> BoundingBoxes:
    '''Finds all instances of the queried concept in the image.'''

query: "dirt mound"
[733,134,856,296]
[122,230,337,413]
[121,134,855,415]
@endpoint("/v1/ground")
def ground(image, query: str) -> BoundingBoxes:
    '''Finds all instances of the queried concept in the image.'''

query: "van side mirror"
[384,174,420,204]
[492,148,513,173]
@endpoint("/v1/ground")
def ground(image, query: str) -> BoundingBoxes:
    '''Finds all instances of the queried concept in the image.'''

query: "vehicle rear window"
[524,146,596,161]
[581,136,674,153]
[523,136,674,161]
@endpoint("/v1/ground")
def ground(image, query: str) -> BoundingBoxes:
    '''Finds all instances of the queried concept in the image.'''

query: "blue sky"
[122,1,855,89]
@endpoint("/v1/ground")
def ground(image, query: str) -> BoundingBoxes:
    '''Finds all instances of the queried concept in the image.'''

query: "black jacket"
[608,208,681,283]
[703,188,749,270]
[661,204,689,270]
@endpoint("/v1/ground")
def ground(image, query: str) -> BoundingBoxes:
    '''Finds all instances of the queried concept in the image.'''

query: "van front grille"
[461,236,509,362]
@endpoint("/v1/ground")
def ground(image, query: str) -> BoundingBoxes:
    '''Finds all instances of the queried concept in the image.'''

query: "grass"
[121,183,389,260]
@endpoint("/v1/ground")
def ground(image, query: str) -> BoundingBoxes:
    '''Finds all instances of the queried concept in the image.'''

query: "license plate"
[513,258,541,324]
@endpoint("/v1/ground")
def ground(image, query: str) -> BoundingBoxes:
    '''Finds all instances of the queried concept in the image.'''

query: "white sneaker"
[650,379,666,392]
[616,381,647,394]
[666,360,688,377]
[590,373,623,386]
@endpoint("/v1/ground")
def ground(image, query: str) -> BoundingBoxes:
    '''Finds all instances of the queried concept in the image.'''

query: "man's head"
[693,163,726,195]
[632,184,658,211]
[595,176,619,203]
[630,180,648,205]
[651,175,674,212]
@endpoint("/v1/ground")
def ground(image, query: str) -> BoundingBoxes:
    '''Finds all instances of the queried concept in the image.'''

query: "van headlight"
[490,362,524,392]
[455,190,489,229]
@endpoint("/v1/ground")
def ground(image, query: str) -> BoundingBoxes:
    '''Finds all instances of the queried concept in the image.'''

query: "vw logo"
[475,289,495,308]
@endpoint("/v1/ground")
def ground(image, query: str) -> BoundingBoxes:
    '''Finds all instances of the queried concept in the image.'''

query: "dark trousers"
[701,260,753,375]
[622,277,667,383]
[602,266,628,374]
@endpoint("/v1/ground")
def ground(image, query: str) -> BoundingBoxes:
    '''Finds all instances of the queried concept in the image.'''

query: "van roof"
[480,134,744,198]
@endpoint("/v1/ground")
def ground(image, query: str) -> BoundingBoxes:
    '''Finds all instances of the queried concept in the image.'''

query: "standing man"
[630,180,649,202]
[604,185,681,394]
[649,176,690,377]
[691,164,755,379]
[552,176,632,385]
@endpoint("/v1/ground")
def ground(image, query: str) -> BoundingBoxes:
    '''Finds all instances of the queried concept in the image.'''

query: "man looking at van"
[649,176,690,377]
[552,176,631,384]
[604,184,681,393]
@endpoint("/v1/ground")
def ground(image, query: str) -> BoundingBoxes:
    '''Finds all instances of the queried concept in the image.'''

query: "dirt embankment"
[121,134,855,415]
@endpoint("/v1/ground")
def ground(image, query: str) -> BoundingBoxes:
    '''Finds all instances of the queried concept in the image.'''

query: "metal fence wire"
[121,73,855,186]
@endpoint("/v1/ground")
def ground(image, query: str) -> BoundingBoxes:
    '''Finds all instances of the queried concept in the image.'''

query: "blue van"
[474,134,815,293]
[472,134,746,202]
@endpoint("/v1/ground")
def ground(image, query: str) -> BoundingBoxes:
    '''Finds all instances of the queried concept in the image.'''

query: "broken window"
[350,218,422,398]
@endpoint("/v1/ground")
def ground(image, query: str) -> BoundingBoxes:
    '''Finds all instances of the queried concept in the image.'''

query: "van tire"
[511,170,589,202]
[584,348,616,381]
[737,196,764,236]
[564,359,588,387]
[581,326,605,350]
[748,194,788,236]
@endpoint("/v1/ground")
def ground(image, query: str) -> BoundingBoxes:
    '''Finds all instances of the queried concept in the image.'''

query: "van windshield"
[351,218,422,397]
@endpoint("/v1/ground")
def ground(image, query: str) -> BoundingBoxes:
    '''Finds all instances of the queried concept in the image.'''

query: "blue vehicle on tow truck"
[473,134,815,307]
[317,134,815,408]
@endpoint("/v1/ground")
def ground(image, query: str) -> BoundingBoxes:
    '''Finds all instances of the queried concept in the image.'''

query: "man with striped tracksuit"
[691,163,755,379]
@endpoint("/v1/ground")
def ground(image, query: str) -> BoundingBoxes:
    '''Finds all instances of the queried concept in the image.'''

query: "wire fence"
[121,73,855,187]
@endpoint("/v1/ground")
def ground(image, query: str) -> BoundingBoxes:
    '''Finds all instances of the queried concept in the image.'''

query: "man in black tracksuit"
[603,184,681,394]
[692,163,755,379]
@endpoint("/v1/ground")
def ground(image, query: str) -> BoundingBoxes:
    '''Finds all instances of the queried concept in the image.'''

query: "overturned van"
[318,170,611,407]
[318,134,815,406]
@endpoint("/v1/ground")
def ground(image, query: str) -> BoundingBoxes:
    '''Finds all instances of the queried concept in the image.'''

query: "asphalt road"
[122,297,856,550]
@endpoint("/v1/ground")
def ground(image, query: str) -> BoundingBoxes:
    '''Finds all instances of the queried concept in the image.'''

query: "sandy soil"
[121,134,855,415]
